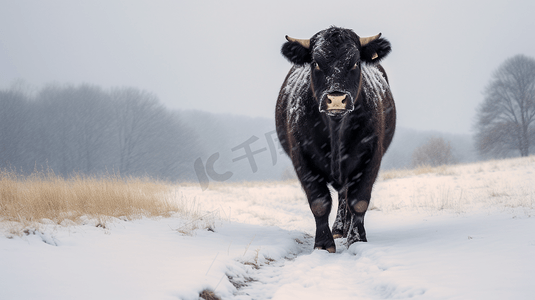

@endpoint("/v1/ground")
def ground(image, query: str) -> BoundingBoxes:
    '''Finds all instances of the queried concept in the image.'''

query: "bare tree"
[411,136,456,168]
[0,89,30,171]
[111,88,168,175]
[30,85,78,175]
[32,84,115,176]
[110,87,201,180]
[475,54,535,158]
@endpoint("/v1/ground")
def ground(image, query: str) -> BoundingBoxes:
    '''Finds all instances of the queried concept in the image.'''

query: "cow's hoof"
[314,246,336,253]
[332,233,343,239]
[346,236,367,247]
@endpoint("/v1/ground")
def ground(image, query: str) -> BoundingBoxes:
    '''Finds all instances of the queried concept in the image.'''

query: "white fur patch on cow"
[283,65,311,127]
[361,63,389,108]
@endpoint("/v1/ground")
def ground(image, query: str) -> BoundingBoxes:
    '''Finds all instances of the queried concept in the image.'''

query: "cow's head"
[281,27,391,117]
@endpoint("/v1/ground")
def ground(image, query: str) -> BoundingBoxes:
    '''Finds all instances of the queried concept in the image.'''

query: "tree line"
[0,83,202,181]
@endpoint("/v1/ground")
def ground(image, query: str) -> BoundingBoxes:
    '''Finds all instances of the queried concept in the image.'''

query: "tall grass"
[0,169,181,229]
[379,164,456,181]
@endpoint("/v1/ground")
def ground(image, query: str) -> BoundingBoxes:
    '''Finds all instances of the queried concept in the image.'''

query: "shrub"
[411,136,456,168]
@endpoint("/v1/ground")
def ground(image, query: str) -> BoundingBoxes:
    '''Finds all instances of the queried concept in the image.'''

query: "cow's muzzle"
[322,92,353,116]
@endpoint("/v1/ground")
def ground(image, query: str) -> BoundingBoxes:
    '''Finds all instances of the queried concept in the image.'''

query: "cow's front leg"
[332,189,351,239]
[311,198,335,252]
[346,210,367,245]
[346,190,371,246]
[302,181,335,253]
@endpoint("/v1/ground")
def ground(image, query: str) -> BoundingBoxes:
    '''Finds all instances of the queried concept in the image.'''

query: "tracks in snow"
[226,233,315,299]
[225,234,427,300]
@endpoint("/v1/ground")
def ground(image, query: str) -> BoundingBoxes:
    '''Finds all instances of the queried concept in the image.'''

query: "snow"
[282,65,310,126]
[361,63,390,108]
[1,157,535,299]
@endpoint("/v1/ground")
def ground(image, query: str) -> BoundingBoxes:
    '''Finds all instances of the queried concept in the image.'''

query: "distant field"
[2,155,534,236]
[167,156,535,237]
[374,155,535,213]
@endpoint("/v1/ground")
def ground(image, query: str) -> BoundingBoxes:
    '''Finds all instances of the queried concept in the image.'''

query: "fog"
[1,1,534,183]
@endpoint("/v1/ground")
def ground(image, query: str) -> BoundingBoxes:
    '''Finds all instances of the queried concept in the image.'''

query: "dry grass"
[379,164,456,180]
[0,169,181,232]
[375,155,535,214]
[204,179,298,191]
[174,209,219,236]
[199,289,221,300]
[379,168,413,180]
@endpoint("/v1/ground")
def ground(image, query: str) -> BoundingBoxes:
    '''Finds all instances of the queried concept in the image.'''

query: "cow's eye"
[313,62,321,71]
[351,62,360,70]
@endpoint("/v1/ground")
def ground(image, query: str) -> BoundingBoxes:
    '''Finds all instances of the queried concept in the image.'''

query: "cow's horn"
[359,33,382,46]
[286,35,310,49]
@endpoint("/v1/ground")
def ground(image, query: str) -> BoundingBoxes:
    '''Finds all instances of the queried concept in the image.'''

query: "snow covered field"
[1,156,534,299]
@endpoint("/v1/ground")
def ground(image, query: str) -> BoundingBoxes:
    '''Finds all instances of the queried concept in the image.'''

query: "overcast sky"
[2,0,534,135]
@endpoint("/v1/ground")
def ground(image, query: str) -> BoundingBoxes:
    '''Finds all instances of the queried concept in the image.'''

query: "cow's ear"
[281,36,312,65]
[360,37,391,64]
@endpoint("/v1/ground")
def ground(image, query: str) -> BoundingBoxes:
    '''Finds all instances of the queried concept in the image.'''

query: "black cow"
[275,27,396,252]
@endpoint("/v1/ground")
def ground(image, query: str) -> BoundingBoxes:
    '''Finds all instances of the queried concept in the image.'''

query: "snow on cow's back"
[283,64,311,126]
[361,63,390,108]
